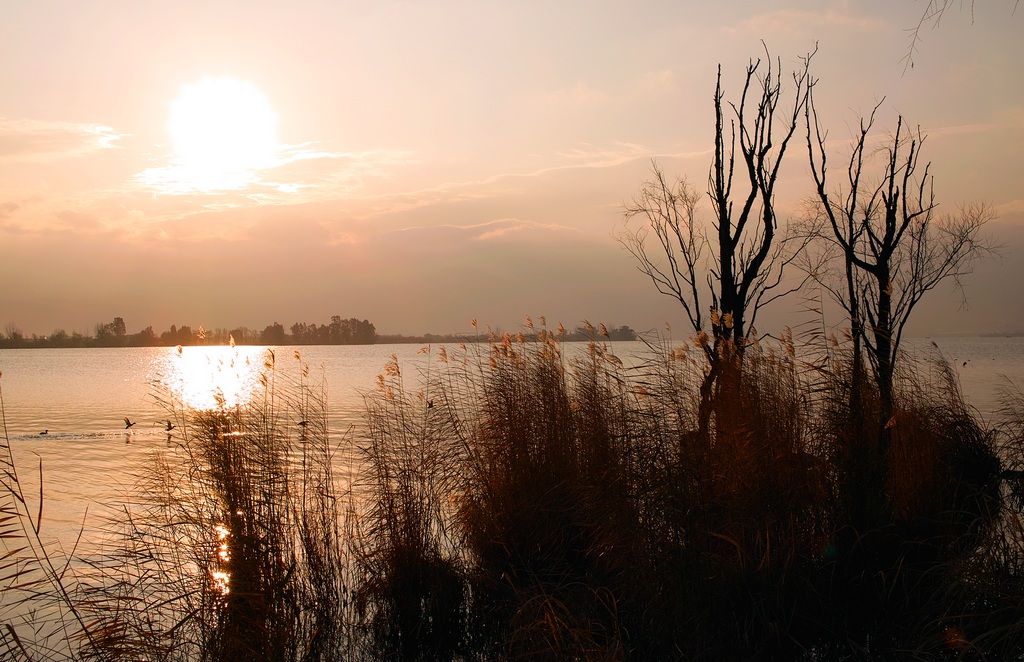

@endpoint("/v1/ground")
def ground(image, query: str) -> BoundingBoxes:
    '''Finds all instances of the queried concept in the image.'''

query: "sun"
[165,76,279,190]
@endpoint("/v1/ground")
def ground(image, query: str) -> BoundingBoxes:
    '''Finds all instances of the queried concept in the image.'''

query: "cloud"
[995,199,1024,219]
[925,106,1024,141]
[390,218,581,243]
[551,142,654,169]
[276,143,657,228]
[135,142,415,202]
[0,118,123,163]
[635,69,679,97]
[927,122,999,139]
[725,7,884,38]
[547,81,608,106]
[397,143,653,195]
[522,81,612,121]
[54,209,102,231]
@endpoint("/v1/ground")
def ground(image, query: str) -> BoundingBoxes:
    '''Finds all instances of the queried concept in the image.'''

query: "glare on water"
[213,523,232,595]
[152,345,266,410]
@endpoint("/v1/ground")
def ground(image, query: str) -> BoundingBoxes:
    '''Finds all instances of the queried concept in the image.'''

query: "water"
[905,336,1024,421]
[0,344,433,552]
[1,338,1023,552]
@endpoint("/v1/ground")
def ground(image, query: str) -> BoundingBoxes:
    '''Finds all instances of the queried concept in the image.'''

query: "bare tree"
[620,48,814,442]
[806,96,997,431]
[2,322,23,341]
[904,0,1019,71]
[620,48,814,368]
[620,165,709,349]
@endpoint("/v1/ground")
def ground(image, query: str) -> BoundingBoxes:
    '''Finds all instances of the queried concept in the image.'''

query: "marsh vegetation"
[2,327,1024,659]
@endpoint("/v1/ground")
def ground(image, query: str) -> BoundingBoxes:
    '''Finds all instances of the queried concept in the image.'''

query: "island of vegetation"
[0,316,638,349]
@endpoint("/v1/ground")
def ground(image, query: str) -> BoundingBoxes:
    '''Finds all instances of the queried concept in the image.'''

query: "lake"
[2,337,1024,554]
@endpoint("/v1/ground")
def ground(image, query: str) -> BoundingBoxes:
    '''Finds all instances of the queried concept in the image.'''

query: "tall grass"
[352,327,1019,659]
[353,349,468,659]
[2,350,361,660]
[78,349,359,660]
[2,330,1024,659]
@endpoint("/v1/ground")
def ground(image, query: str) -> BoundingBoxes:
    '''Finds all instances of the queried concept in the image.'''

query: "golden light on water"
[211,570,231,595]
[214,524,231,562]
[212,522,232,595]
[153,345,266,410]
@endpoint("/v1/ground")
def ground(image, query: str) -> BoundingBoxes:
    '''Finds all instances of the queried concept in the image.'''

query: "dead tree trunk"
[807,94,996,528]
[621,48,814,441]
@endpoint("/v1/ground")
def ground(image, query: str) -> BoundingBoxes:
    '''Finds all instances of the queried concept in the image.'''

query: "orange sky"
[2,1,1022,338]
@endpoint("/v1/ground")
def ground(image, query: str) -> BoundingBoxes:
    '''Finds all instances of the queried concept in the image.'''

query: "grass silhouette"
[1,331,1023,659]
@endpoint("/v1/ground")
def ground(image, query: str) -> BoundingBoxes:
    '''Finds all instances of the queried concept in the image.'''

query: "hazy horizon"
[2,2,1022,339]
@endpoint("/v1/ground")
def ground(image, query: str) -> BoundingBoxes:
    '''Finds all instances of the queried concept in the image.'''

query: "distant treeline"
[378,324,639,344]
[0,318,638,349]
[0,316,378,349]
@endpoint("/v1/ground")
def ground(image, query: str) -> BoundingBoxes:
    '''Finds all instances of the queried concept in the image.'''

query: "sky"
[1,0,1022,339]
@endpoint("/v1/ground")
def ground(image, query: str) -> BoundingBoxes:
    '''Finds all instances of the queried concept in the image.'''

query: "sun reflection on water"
[211,570,231,595]
[152,345,267,410]
[212,522,232,595]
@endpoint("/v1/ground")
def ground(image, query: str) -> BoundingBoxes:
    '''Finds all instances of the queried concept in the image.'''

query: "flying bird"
[164,420,175,432]
[124,417,136,429]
